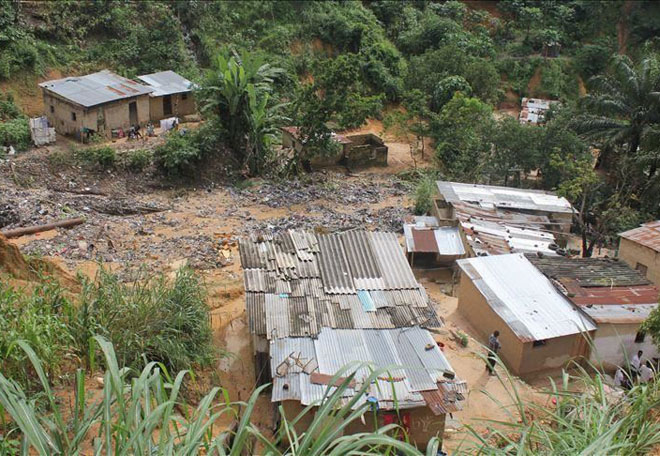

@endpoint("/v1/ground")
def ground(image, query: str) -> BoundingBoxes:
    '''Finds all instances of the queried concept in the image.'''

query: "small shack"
[619,221,660,287]
[456,253,596,377]
[39,70,153,140]
[239,229,465,446]
[528,254,660,369]
[344,133,388,167]
[281,127,388,168]
[136,70,196,121]
[519,98,559,125]
[403,216,468,267]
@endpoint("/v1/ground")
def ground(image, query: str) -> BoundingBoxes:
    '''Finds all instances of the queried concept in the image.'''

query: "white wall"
[590,323,659,370]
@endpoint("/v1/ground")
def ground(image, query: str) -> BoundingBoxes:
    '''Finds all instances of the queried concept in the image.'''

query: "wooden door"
[129,101,138,125]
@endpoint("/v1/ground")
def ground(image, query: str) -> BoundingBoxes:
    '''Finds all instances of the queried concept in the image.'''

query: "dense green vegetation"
[0,95,30,152]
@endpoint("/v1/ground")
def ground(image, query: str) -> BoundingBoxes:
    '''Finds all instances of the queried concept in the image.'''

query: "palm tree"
[200,53,286,175]
[574,55,660,175]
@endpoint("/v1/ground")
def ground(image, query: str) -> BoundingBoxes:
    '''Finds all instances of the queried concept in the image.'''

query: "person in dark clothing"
[487,330,501,375]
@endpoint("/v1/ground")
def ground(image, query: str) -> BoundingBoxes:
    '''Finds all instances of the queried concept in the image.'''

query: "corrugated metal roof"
[620,220,660,253]
[269,327,465,414]
[241,230,439,339]
[39,70,152,107]
[410,228,438,253]
[370,232,419,289]
[136,70,195,96]
[318,233,356,294]
[579,303,657,324]
[341,230,385,290]
[457,254,596,341]
[437,181,573,214]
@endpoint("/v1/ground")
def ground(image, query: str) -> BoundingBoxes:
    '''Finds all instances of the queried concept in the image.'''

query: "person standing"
[614,367,625,388]
[487,330,501,375]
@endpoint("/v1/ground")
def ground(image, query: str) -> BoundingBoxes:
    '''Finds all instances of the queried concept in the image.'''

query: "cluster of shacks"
[239,229,466,445]
[406,180,660,377]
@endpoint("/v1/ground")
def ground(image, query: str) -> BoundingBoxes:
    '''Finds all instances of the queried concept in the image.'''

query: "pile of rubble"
[234,172,407,208]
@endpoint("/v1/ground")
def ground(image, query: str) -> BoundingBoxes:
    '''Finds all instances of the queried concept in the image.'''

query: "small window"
[71,112,77,121]
[533,340,547,348]
[181,93,188,100]
[634,331,646,343]
[636,263,648,276]
[50,105,54,113]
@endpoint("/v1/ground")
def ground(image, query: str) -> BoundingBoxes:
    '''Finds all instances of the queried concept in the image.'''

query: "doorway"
[163,95,172,116]
[129,101,138,125]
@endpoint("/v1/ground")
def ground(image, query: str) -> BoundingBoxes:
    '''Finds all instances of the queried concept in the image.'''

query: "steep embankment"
[0,233,78,289]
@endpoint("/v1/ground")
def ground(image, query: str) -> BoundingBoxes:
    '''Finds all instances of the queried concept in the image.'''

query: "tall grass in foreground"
[0,337,440,455]
[0,278,73,390]
[69,267,215,373]
[455,357,660,455]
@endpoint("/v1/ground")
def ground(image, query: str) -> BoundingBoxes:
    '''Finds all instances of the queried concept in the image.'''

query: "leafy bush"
[0,117,30,151]
[74,146,116,169]
[540,59,579,99]
[0,279,72,389]
[124,148,152,172]
[69,267,214,373]
[432,75,472,111]
[413,176,435,215]
[461,358,660,455]
[0,94,22,121]
[574,43,613,79]
[432,92,494,181]
[154,131,202,176]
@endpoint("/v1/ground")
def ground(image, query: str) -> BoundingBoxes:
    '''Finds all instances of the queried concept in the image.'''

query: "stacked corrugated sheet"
[240,230,441,339]
[240,229,466,413]
[270,327,467,413]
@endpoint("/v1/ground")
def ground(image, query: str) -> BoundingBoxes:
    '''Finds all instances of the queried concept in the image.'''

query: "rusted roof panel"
[39,70,152,107]
[411,228,438,253]
[620,220,660,252]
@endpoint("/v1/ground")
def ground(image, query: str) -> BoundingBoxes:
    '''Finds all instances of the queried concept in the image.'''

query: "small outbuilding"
[136,70,196,121]
[281,127,388,168]
[619,221,660,287]
[40,70,153,140]
[403,216,468,267]
[519,98,559,125]
[456,253,596,377]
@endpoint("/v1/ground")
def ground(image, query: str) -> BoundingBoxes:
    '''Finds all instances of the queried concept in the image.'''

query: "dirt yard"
[0,124,547,449]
